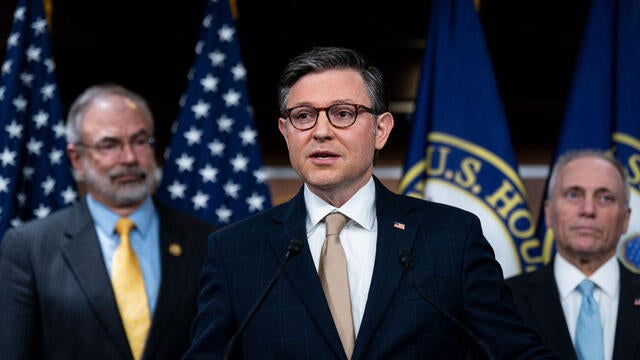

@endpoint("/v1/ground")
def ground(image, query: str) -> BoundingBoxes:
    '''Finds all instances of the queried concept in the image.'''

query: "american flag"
[156,0,271,227]
[0,0,78,241]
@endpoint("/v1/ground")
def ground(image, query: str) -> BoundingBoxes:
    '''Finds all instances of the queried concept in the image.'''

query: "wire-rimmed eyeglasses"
[76,134,155,158]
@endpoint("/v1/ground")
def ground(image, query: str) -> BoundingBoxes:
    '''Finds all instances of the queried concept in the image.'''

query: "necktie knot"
[325,212,348,237]
[578,279,596,296]
[115,217,135,239]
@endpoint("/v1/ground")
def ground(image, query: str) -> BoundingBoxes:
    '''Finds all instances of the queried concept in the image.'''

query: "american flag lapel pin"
[634,298,640,307]
[394,222,406,230]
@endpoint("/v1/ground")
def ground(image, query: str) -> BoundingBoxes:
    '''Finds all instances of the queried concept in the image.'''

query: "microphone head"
[397,249,413,269]
[286,238,305,258]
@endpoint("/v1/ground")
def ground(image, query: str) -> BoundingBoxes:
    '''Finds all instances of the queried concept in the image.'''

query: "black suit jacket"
[184,178,555,359]
[506,259,640,360]
[0,197,216,360]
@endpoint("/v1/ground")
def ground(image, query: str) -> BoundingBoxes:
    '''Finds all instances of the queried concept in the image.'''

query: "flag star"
[184,126,203,145]
[239,126,257,146]
[187,68,195,81]
[34,204,51,218]
[2,60,13,75]
[23,166,35,180]
[218,24,235,42]
[31,18,48,35]
[231,63,246,81]
[208,139,225,157]
[167,180,187,199]
[7,33,20,48]
[41,176,56,195]
[17,192,27,205]
[41,83,56,100]
[179,94,186,107]
[208,50,226,67]
[44,58,55,72]
[5,120,23,138]
[246,192,266,212]
[14,7,26,21]
[191,100,211,119]
[10,218,23,228]
[253,168,268,183]
[222,89,241,107]
[202,15,213,28]
[0,176,10,192]
[195,41,204,55]
[217,115,234,133]
[175,153,195,172]
[0,148,17,166]
[199,164,218,183]
[13,95,28,112]
[215,205,233,224]
[61,186,78,204]
[52,121,66,138]
[230,153,249,172]
[200,74,219,92]
[27,138,43,155]
[191,191,210,210]
[223,180,241,198]
[0,86,4,101]
[49,149,63,164]
[32,110,49,128]
[26,45,42,62]
[20,72,34,87]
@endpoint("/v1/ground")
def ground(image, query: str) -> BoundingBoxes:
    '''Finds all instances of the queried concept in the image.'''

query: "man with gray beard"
[0,84,216,360]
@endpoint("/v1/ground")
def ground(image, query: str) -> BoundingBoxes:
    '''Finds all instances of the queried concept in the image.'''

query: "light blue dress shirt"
[86,194,162,315]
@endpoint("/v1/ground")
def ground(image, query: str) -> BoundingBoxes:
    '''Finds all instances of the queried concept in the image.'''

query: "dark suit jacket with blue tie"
[506,259,640,360]
[0,197,216,360]
[184,178,555,359]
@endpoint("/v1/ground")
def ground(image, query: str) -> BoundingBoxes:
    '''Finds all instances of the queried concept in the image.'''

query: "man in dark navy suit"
[184,47,555,359]
[508,150,640,360]
[0,84,215,360]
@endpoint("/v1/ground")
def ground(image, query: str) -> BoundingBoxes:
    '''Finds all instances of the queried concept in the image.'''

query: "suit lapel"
[351,180,417,360]
[60,199,132,360]
[270,189,348,360]
[524,263,577,360]
[143,204,189,358]
[612,263,640,360]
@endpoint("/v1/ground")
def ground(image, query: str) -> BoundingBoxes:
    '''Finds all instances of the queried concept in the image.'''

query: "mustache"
[108,166,148,180]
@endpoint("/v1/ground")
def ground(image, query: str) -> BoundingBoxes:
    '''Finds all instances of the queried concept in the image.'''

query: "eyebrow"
[94,128,151,143]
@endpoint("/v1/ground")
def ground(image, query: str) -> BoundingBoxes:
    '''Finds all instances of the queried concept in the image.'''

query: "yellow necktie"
[112,217,150,360]
[319,212,355,359]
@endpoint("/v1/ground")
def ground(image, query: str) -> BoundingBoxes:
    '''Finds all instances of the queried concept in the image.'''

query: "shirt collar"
[304,177,376,230]
[554,253,619,300]
[86,194,156,238]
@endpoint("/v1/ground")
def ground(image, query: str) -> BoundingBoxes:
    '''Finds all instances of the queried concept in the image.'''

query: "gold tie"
[319,212,355,359]
[112,217,150,360]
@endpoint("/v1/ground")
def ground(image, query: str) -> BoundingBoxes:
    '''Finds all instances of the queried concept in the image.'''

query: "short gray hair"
[66,84,154,145]
[547,149,630,207]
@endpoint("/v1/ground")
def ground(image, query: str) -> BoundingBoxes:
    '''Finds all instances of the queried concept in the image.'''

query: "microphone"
[223,239,305,360]
[397,249,496,360]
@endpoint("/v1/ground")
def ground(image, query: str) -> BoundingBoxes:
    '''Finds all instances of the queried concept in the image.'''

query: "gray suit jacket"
[0,197,216,360]
[507,259,640,360]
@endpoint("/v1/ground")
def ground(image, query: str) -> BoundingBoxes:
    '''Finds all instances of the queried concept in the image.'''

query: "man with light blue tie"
[507,149,640,360]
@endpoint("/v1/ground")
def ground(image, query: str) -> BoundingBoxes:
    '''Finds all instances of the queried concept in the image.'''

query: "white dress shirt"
[554,254,619,360]
[304,177,377,337]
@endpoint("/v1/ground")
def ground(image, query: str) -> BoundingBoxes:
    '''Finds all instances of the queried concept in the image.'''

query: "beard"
[82,158,158,207]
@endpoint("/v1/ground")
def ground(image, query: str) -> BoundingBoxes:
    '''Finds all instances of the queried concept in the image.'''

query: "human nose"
[117,141,138,163]
[312,110,333,138]
[580,197,596,217]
